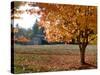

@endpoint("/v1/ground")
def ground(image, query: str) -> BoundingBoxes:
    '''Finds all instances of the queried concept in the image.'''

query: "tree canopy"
[37,4,97,44]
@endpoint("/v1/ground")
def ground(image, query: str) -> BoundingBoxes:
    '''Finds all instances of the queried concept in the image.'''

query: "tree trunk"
[80,47,86,65]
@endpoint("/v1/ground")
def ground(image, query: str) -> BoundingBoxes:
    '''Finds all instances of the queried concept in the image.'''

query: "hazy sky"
[12,3,41,29]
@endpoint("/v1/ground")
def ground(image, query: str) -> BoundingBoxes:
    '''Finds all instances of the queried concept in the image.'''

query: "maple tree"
[38,4,97,64]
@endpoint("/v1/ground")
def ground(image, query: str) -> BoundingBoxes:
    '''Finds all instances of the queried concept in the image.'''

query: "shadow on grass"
[78,62,97,69]
[15,51,73,55]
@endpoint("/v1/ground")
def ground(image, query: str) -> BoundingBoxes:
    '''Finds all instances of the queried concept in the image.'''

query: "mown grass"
[13,44,97,73]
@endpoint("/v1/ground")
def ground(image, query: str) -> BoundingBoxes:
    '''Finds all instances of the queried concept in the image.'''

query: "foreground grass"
[13,44,97,73]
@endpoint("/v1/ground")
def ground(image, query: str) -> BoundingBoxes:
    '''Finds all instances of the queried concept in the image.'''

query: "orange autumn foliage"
[15,36,30,43]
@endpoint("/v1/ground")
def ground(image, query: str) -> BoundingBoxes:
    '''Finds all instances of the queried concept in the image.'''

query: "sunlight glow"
[13,3,41,29]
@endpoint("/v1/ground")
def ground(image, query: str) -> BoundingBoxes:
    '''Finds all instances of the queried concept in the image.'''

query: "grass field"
[13,44,97,73]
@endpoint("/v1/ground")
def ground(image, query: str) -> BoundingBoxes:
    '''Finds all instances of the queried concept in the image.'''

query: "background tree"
[31,20,39,38]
